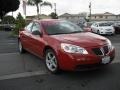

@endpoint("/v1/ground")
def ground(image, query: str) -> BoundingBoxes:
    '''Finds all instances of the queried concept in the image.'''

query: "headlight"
[61,43,88,54]
[106,39,112,50]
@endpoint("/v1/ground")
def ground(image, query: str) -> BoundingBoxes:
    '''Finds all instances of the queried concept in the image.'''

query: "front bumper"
[58,47,115,71]
[99,30,114,35]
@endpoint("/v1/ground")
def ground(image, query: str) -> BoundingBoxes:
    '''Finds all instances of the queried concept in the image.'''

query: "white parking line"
[0,52,19,56]
[0,71,49,81]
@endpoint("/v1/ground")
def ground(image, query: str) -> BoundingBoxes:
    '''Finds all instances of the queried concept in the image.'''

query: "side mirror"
[32,30,42,36]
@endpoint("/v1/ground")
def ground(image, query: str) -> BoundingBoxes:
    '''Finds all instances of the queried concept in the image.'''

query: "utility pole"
[12,11,14,17]
[89,2,91,21]
[54,3,56,14]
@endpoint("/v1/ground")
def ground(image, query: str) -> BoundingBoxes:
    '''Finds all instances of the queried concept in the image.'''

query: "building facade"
[91,12,120,21]
[59,13,86,24]
[26,14,51,23]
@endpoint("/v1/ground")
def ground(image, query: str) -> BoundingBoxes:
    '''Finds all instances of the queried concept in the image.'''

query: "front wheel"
[45,49,59,74]
[18,40,25,53]
[97,30,100,35]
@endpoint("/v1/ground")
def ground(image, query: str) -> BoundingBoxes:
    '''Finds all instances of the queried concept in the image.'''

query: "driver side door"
[30,22,45,57]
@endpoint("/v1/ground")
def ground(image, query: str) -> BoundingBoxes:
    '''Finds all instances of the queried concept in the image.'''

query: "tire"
[18,40,25,53]
[97,30,100,35]
[91,29,93,32]
[111,33,115,36]
[45,49,59,74]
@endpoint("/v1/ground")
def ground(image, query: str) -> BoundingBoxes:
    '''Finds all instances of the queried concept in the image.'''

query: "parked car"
[113,22,120,34]
[77,23,84,29]
[19,19,115,73]
[91,22,115,35]
[83,22,93,32]
[0,24,15,31]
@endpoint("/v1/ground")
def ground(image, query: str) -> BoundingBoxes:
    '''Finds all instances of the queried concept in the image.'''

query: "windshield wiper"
[49,32,68,35]
[49,31,82,35]
[70,30,82,33]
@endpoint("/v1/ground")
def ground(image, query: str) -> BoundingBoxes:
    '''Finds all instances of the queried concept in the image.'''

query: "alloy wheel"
[19,41,22,53]
[18,41,25,53]
[45,50,58,73]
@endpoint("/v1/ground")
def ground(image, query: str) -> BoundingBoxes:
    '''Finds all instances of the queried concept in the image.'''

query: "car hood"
[100,26,113,29]
[51,32,107,48]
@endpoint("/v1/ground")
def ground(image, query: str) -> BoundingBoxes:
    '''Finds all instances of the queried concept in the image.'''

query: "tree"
[14,13,26,35]
[2,16,15,24]
[28,0,42,19]
[0,0,20,19]
[27,0,52,19]
[40,1,52,15]
[85,17,90,22]
[49,12,58,19]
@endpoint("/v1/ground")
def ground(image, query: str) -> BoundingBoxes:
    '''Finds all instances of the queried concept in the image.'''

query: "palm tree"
[28,0,42,19]
[40,1,52,15]
[27,0,52,19]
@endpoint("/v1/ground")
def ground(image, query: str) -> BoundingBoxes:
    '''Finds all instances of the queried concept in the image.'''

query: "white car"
[91,22,115,35]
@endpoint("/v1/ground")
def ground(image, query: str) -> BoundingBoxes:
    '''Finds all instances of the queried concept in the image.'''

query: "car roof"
[33,19,62,23]
[94,22,109,24]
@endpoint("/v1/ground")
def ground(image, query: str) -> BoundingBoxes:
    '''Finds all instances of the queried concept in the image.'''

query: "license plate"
[102,56,110,64]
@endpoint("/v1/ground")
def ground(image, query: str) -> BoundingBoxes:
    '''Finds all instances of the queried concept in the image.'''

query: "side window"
[92,23,95,27]
[31,22,41,34]
[94,23,97,27]
[25,22,33,32]
[95,24,98,27]
[93,23,96,26]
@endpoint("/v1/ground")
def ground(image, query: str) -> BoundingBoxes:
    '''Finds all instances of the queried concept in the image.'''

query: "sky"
[8,0,120,18]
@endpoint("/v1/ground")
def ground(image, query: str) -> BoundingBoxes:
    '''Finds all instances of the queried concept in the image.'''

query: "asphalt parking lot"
[0,31,120,90]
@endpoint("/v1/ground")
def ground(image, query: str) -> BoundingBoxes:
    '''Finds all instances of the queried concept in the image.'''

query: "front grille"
[103,46,109,54]
[92,46,109,56]
[106,29,112,31]
[92,48,103,55]
[106,32,112,34]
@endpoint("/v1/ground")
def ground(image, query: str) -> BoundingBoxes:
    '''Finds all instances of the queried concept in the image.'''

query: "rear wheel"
[45,49,59,74]
[18,40,25,53]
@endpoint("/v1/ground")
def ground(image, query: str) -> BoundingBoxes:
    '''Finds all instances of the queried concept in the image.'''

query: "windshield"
[42,21,83,35]
[99,23,112,26]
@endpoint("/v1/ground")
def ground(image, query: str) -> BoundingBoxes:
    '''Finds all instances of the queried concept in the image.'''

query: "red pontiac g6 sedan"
[18,19,115,73]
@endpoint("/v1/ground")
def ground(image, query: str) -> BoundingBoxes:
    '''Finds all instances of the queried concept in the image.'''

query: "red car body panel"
[19,19,115,71]
[57,47,115,70]
[83,27,92,32]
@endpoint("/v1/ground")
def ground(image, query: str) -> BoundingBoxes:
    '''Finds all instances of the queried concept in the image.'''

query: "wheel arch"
[43,46,57,57]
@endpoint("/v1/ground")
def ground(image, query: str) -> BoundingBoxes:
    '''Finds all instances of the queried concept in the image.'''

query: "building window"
[99,16,103,18]
[106,16,108,19]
